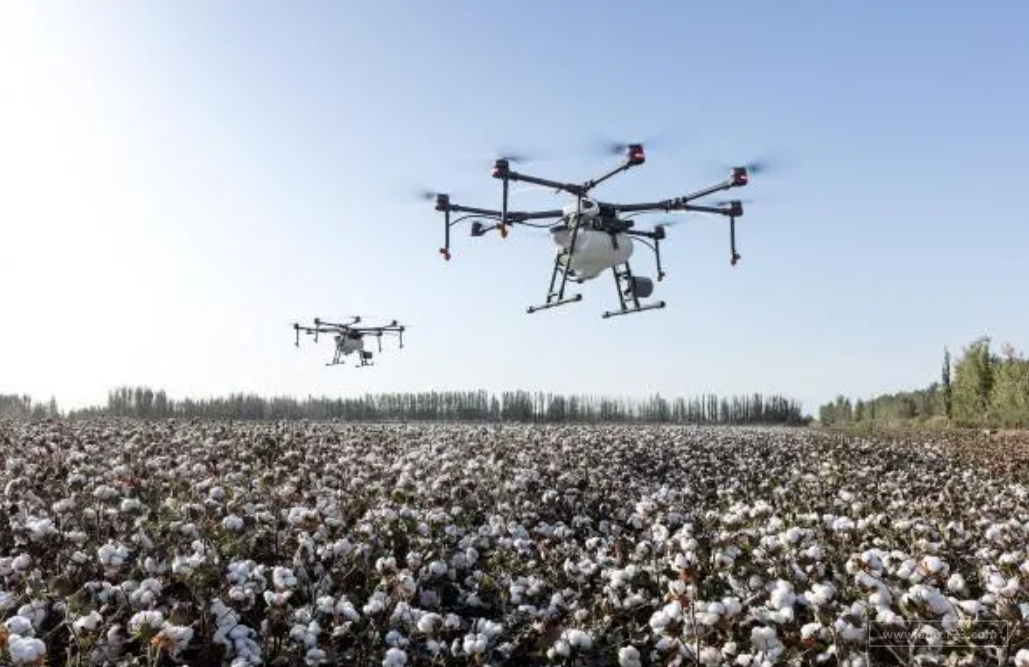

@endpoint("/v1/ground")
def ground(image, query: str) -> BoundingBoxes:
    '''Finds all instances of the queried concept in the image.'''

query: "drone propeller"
[592,128,682,157]
[492,149,539,164]
[712,151,789,178]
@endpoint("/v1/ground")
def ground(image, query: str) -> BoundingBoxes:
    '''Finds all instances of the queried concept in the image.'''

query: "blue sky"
[2,1,1027,414]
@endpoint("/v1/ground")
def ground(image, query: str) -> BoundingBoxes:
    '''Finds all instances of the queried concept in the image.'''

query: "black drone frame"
[292,316,406,367]
[432,144,751,318]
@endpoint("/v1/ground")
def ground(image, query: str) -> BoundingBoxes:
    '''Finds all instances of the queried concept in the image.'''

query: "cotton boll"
[618,646,642,667]
[7,636,47,665]
[5,615,34,636]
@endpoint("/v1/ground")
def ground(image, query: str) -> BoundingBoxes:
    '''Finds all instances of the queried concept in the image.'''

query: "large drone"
[429,144,756,318]
[292,316,406,367]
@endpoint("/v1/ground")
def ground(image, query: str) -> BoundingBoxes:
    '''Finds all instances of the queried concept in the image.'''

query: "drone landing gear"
[602,261,666,319]
[527,249,583,314]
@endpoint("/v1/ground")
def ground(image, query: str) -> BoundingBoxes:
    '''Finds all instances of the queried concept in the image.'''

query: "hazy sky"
[2,1,1028,413]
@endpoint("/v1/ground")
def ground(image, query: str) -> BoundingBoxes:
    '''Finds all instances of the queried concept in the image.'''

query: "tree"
[941,346,953,422]
[952,336,994,427]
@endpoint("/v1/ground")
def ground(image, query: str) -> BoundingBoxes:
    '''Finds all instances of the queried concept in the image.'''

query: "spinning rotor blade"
[411,187,456,202]
[493,149,539,164]
[711,151,790,178]
[591,127,682,157]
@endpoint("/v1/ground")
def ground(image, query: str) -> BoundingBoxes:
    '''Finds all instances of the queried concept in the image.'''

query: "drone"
[292,316,406,367]
[429,144,755,318]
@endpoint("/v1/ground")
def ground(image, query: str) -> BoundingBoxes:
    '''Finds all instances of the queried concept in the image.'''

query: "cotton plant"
[3,421,1029,663]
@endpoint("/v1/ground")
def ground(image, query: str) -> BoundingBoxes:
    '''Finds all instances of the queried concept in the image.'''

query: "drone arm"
[579,159,641,195]
[508,209,566,222]
[495,169,584,199]
[613,172,747,214]
[318,317,360,329]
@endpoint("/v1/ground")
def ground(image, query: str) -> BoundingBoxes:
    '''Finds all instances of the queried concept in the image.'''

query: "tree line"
[1,386,810,425]
[818,336,1029,429]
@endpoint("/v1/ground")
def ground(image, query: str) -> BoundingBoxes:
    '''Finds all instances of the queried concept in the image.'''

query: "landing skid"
[601,261,666,319]
[527,249,583,314]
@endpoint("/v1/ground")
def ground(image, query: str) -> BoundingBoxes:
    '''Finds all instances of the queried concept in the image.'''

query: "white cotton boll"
[5,615,34,636]
[751,625,781,652]
[8,636,47,665]
[806,582,836,606]
[699,646,721,666]
[382,647,407,667]
[564,629,592,650]
[1015,649,1029,667]
[548,639,571,660]
[66,532,88,547]
[272,567,297,589]
[649,609,671,631]
[723,597,743,617]
[781,527,805,544]
[73,610,103,634]
[769,581,795,610]
[462,633,487,655]
[803,544,823,560]
[832,517,855,532]
[833,617,864,642]
[12,554,32,571]
[25,518,57,541]
[895,560,917,581]
[618,646,642,667]
[375,556,397,574]
[698,611,721,626]
[662,600,683,621]
[919,556,948,576]
[947,573,966,593]
[868,590,891,608]
[801,623,823,640]
[222,515,244,531]
[385,630,408,648]
[418,613,442,634]
[17,601,46,629]
[129,610,164,634]
[673,551,695,570]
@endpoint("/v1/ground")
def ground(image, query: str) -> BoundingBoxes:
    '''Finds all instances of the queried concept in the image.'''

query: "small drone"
[429,143,757,318]
[292,316,406,367]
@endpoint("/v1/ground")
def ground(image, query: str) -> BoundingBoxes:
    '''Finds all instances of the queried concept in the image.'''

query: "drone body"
[292,316,406,367]
[429,144,754,318]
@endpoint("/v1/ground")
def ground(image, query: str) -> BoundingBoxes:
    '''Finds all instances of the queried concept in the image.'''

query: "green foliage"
[66,387,809,425]
[6,387,812,425]
[819,336,1029,430]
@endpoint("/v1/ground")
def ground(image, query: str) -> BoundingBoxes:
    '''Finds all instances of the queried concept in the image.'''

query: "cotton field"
[1,420,1028,666]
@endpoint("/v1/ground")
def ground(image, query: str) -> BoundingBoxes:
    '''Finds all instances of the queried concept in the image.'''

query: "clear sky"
[2,1,1028,414]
